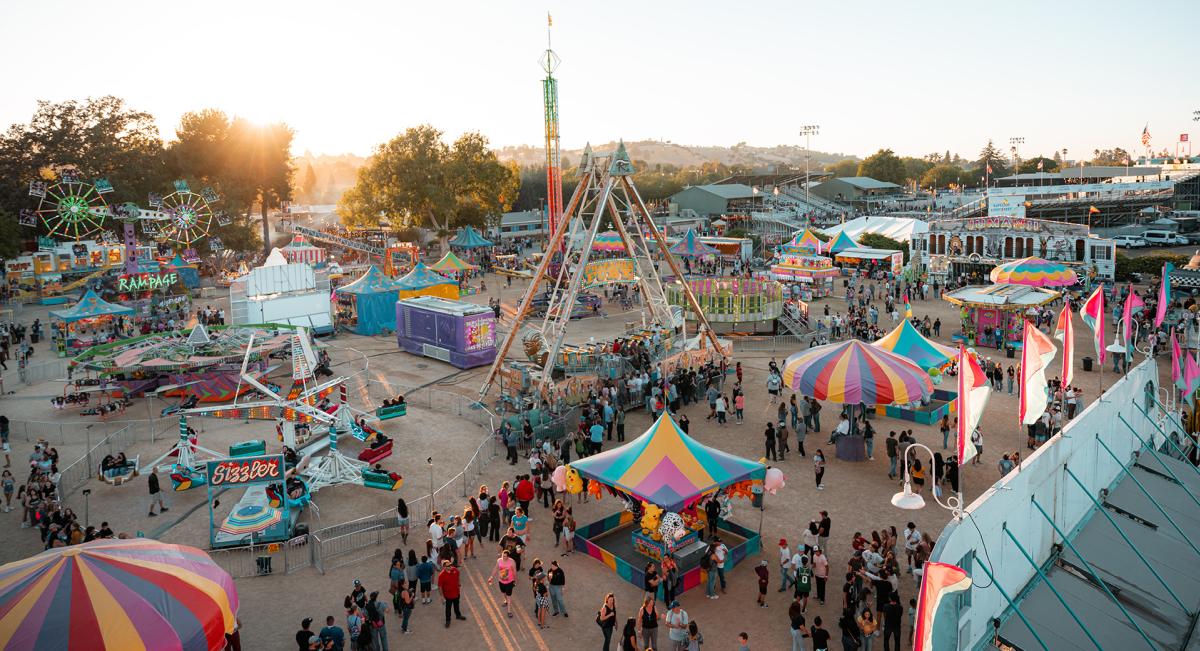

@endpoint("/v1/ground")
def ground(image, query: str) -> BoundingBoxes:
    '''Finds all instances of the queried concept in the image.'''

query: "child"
[754,560,769,608]
[734,392,745,424]
[561,509,575,555]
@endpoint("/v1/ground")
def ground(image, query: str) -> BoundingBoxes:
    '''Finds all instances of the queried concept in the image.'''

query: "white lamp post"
[799,125,820,225]
[890,441,964,520]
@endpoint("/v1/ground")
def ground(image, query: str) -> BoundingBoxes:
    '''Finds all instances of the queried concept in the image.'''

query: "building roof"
[501,210,542,225]
[682,183,758,200]
[998,451,1200,651]
[820,216,928,243]
[830,177,901,190]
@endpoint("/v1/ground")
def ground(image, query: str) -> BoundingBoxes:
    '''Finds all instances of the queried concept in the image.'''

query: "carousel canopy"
[339,265,402,295]
[570,412,765,512]
[827,230,860,254]
[942,283,1060,309]
[668,229,721,257]
[989,257,1079,287]
[782,339,933,405]
[281,234,326,264]
[0,538,239,651]
[428,251,478,274]
[49,289,134,324]
[872,319,957,370]
[449,226,493,248]
[592,231,627,253]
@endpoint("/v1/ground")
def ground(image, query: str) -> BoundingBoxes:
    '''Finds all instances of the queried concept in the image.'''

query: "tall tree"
[226,118,294,254]
[824,158,859,178]
[919,165,966,189]
[1090,148,1131,165]
[977,140,1009,176]
[1018,157,1059,173]
[856,149,906,185]
[300,163,318,202]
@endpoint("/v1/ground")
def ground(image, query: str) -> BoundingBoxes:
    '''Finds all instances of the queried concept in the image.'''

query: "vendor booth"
[395,296,497,368]
[567,413,768,595]
[280,234,327,266]
[50,289,134,356]
[770,253,839,300]
[336,265,403,335]
[942,284,1060,349]
[835,247,904,275]
[395,262,459,300]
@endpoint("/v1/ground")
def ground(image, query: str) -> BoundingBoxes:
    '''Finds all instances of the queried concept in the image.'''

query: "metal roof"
[683,183,758,199]
[998,452,1200,651]
[999,166,1162,181]
[830,177,901,190]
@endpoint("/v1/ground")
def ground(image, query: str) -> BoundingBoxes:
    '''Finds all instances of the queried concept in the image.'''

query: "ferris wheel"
[28,176,111,240]
[157,183,216,246]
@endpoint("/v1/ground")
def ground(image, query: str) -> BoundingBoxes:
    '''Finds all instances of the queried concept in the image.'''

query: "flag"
[547,12,552,26]
[903,293,912,318]
[1155,262,1174,328]
[1080,286,1106,364]
[913,563,973,651]
[1019,320,1056,425]
[1186,353,1200,408]
[1088,206,1101,214]
[1142,124,1152,148]
[1037,159,1044,171]
[1054,303,1075,387]
[986,164,993,175]
[1122,285,1144,359]
[957,347,990,464]
[1172,329,1184,391]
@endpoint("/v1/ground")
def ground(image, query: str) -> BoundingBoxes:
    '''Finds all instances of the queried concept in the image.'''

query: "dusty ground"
[0,269,1136,651]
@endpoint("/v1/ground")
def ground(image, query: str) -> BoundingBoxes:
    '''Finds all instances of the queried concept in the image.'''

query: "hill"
[496,140,854,170]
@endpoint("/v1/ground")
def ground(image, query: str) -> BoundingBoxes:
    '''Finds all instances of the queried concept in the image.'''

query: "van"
[1141,230,1177,245]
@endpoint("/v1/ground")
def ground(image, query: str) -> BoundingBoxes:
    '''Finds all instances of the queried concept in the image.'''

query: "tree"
[824,158,859,178]
[919,165,966,189]
[339,125,517,237]
[857,233,909,263]
[300,163,318,202]
[226,118,294,254]
[1090,148,1131,165]
[976,140,1009,177]
[901,157,934,184]
[1018,157,1059,173]
[856,149,906,185]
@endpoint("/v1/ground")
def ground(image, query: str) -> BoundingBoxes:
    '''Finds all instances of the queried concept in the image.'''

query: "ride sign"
[118,271,178,292]
[206,455,284,487]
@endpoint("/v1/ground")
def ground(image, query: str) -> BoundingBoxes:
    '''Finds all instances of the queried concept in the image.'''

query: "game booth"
[769,253,839,300]
[871,320,959,424]
[280,234,327,266]
[395,296,497,369]
[49,289,135,356]
[565,413,773,595]
[834,247,905,276]
[395,262,459,300]
[666,277,783,333]
[336,265,404,335]
[942,284,1060,349]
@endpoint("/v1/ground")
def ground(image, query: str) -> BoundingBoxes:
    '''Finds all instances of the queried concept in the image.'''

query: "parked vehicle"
[1112,235,1147,248]
[1141,230,1178,246]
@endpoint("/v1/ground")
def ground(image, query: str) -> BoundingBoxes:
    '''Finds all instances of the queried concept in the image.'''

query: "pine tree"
[944,150,951,163]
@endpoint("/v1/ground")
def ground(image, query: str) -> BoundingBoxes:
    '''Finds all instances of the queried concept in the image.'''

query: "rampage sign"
[118,271,178,292]
[206,455,284,487]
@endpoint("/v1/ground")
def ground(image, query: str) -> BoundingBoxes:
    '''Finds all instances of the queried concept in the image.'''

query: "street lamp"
[891,442,964,520]
[1009,136,1024,175]
[800,125,820,225]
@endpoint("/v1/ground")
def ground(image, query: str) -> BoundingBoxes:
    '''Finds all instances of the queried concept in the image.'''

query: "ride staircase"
[780,187,850,216]
[777,309,809,336]
[943,197,986,219]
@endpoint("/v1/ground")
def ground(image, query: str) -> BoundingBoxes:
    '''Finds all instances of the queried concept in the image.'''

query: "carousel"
[942,283,1061,349]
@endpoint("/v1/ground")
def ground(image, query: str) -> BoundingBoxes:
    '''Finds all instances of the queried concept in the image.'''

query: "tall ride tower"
[539,14,563,240]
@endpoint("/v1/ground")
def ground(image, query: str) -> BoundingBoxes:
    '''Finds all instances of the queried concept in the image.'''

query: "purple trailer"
[395,296,497,369]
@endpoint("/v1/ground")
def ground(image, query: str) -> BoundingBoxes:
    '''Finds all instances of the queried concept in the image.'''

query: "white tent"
[817,216,928,243]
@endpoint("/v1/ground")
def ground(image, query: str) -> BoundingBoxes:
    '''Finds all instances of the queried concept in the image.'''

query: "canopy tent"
[592,231,627,253]
[668,229,721,258]
[280,234,327,265]
[827,231,860,254]
[783,228,827,253]
[782,339,933,406]
[428,251,478,275]
[820,216,927,244]
[989,256,1079,288]
[395,262,459,300]
[873,319,957,370]
[448,225,493,248]
[49,289,134,324]
[338,265,405,334]
[262,248,289,267]
[164,253,201,289]
[0,538,239,651]
[570,412,765,512]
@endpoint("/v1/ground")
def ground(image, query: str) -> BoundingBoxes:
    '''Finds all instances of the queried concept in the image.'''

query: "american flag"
[1037,159,1044,170]
[1142,124,1152,147]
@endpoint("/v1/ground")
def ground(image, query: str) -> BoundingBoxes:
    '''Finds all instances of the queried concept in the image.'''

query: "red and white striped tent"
[281,234,327,265]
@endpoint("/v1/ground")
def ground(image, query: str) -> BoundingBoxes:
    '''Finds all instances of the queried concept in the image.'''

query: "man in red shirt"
[515,475,535,514]
[437,560,467,628]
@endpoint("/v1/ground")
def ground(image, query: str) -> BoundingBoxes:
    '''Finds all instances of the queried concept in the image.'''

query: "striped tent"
[785,228,826,253]
[280,234,326,265]
[569,412,765,512]
[827,231,859,254]
[0,538,239,651]
[989,257,1078,287]
[428,251,478,275]
[668,229,721,258]
[782,339,933,405]
[872,320,957,370]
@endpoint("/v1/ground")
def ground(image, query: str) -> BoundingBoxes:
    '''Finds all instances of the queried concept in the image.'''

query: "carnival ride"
[479,142,723,402]
[667,277,784,326]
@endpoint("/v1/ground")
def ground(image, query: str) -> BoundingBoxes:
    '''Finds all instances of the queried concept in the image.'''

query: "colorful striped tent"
[592,231,626,253]
[989,256,1078,287]
[0,538,239,651]
[782,339,933,405]
[448,226,493,249]
[428,251,478,275]
[395,262,459,300]
[668,229,721,258]
[569,412,765,512]
[280,234,327,265]
[827,231,859,254]
[872,319,957,370]
[784,228,826,254]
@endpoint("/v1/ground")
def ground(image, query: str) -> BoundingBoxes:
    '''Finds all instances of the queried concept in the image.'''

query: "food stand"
[941,284,1060,349]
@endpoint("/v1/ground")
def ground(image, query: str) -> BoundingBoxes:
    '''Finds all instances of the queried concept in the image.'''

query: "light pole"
[890,442,964,520]
[427,456,434,518]
[800,125,820,225]
[1008,136,1024,177]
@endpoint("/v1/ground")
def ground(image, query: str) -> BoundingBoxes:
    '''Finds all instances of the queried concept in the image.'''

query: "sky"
[0,0,1197,162]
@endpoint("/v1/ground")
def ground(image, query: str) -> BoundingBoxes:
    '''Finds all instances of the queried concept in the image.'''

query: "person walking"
[365,592,389,651]
[598,593,618,650]
[547,560,568,618]
[147,472,167,517]
[665,600,689,651]
[812,547,829,605]
[939,414,951,450]
[885,431,899,479]
[789,594,811,651]
[813,449,826,490]
[636,595,661,651]
[437,560,466,628]
[793,555,813,612]
[765,423,778,462]
[810,616,831,651]
[880,594,903,651]
[486,550,518,618]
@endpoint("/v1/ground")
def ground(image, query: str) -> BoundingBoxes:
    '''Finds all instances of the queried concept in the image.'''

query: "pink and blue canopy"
[569,413,765,512]
[989,257,1078,287]
[782,339,933,405]
[827,231,859,254]
[668,229,721,258]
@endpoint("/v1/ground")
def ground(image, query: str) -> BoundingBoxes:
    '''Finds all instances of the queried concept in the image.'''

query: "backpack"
[357,620,373,647]
[699,549,712,570]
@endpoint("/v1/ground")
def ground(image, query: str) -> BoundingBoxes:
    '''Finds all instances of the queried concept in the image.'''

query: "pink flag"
[1020,320,1057,425]
[1053,303,1074,387]
[1172,330,1184,391]
[1155,262,1174,328]
[1121,285,1143,355]
[1186,353,1200,407]
[1079,286,1106,364]
[957,347,990,464]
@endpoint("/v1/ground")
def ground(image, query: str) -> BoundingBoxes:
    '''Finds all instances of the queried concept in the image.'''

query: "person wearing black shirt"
[294,617,314,651]
[839,608,862,650]
[704,498,720,538]
[881,593,904,651]
[810,616,831,651]
[788,595,810,648]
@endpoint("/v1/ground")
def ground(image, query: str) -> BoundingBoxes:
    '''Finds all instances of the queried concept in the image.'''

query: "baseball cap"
[353,579,361,586]
[760,559,768,566]
[670,600,680,608]
[779,538,787,546]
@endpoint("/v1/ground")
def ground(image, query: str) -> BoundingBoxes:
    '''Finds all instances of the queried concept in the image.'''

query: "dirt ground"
[0,269,1137,651]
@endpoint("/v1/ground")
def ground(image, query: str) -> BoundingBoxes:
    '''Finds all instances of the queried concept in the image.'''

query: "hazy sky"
[1,0,1196,161]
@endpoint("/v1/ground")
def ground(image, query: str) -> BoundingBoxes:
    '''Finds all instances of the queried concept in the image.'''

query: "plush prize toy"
[640,502,664,538]
[552,465,567,492]
[658,512,684,543]
[588,479,603,500]
[763,467,786,494]
[565,467,583,494]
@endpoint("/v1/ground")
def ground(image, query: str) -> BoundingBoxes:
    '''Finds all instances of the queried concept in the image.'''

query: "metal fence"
[12,359,69,387]
[208,535,310,579]
[7,415,180,446]
[312,525,390,573]
[729,333,818,353]
[55,424,138,500]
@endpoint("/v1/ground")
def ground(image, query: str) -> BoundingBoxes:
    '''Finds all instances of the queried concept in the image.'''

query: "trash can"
[1006,347,1015,359]
[1082,356,1093,372]
[751,486,764,509]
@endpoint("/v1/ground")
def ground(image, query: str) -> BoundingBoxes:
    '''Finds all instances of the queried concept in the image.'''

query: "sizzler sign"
[206,455,284,487]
